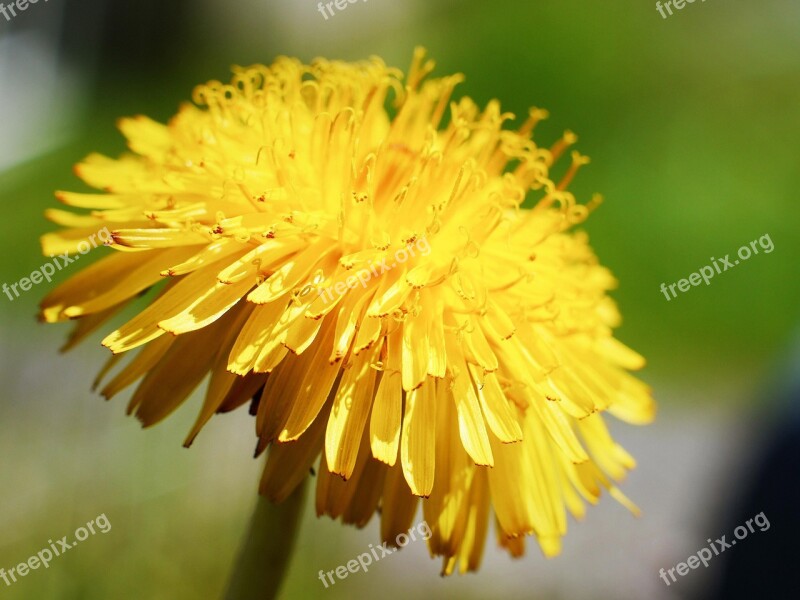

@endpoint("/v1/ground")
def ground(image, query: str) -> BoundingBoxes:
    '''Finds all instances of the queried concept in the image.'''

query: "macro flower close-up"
[3,2,797,599]
[40,49,653,576]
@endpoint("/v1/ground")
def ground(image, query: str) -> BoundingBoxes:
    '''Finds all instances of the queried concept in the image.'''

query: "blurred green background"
[1,1,798,599]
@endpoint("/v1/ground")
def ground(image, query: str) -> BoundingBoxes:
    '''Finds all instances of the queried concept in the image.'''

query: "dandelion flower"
[41,48,655,575]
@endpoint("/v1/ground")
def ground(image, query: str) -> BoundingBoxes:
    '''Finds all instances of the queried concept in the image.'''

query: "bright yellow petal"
[400,380,436,497]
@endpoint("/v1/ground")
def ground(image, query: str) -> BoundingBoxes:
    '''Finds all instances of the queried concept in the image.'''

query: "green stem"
[224,481,307,600]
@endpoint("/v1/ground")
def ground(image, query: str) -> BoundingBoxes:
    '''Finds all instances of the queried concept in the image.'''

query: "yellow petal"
[60,301,130,352]
[216,237,305,284]
[247,240,335,304]
[325,348,378,479]
[129,320,225,427]
[401,309,429,391]
[44,208,104,228]
[157,276,254,335]
[109,227,210,249]
[256,342,322,445]
[330,289,375,362]
[102,254,243,353]
[55,190,127,210]
[370,370,402,466]
[259,402,330,503]
[457,469,491,573]
[423,388,475,557]
[184,305,254,446]
[316,426,375,519]
[161,239,246,276]
[380,462,420,546]
[366,265,411,317]
[353,314,382,355]
[117,115,172,160]
[278,324,342,441]
[401,381,436,497]
[450,366,494,466]
[47,246,200,322]
[100,334,175,399]
[282,306,323,355]
[472,368,523,445]
[227,301,289,375]
[341,455,387,527]
[426,298,447,378]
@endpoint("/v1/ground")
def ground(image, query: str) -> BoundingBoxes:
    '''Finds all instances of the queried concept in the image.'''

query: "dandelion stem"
[224,480,307,600]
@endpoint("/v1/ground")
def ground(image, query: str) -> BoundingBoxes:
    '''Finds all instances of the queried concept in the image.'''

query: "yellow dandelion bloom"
[41,48,655,574]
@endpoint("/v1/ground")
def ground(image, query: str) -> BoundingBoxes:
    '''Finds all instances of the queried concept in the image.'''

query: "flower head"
[41,48,654,574]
